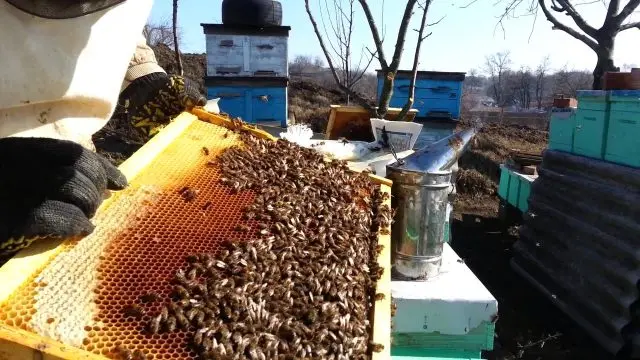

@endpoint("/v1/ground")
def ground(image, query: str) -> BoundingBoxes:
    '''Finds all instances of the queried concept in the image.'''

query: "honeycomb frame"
[0,110,391,360]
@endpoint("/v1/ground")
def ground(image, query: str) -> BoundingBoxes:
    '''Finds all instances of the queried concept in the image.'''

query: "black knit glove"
[117,72,207,137]
[0,137,127,257]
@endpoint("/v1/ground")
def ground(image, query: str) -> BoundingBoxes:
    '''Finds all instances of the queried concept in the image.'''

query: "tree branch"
[619,20,640,31]
[304,0,373,111]
[356,0,388,69]
[397,0,431,121]
[388,0,419,71]
[551,0,598,38]
[612,0,640,27]
[538,0,598,51]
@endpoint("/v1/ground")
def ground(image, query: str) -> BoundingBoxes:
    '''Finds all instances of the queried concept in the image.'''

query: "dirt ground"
[91,49,616,359]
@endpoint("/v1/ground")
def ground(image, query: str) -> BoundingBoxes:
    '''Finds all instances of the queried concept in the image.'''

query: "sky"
[148,0,640,75]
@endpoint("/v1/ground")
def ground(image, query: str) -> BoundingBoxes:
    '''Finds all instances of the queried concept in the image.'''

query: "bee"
[132,350,147,360]
[186,308,199,322]
[379,227,390,235]
[182,188,198,202]
[374,293,385,301]
[113,345,133,360]
[140,292,161,303]
[371,342,385,353]
[234,223,250,233]
[147,315,162,334]
[185,268,198,282]
[375,244,384,255]
[159,306,169,322]
[201,146,210,156]
[193,327,207,346]
[202,201,212,211]
[391,301,398,317]
[122,304,145,319]
[175,311,189,329]
[165,315,177,332]
[186,254,199,263]
[173,269,188,285]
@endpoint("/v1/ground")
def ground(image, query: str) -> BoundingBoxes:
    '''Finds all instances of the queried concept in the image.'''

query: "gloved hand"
[0,137,127,257]
[117,72,207,137]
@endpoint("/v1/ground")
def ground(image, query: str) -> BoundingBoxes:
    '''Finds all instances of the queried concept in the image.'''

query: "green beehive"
[549,108,576,152]
[498,165,511,200]
[574,90,610,159]
[605,90,640,168]
[507,172,521,207]
[517,174,535,213]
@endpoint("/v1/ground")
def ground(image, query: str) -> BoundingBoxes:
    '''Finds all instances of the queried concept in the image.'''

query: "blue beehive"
[376,70,466,120]
[201,23,290,127]
[606,90,640,168]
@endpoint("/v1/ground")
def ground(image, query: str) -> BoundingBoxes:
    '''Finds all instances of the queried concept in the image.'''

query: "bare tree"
[498,0,640,90]
[514,66,534,109]
[553,65,593,96]
[143,19,182,47]
[289,55,325,75]
[305,0,375,106]
[484,51,512,107]
[535,55,550,109]
[306,0,437,119]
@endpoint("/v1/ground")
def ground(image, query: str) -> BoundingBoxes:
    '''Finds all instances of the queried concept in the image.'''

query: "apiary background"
[0,111,391,360]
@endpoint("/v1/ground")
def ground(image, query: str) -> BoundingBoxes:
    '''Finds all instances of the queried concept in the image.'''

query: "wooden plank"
[0,323,100,360]
[325,106,338,140]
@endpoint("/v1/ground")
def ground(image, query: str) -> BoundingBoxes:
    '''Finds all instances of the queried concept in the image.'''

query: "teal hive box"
[549,108,576,152]
[517,173,535,213]
[606,90,640,168]
[498,165,511,200]
[577,90,609,111]
[574,90,610,159]
[507,171,520,207]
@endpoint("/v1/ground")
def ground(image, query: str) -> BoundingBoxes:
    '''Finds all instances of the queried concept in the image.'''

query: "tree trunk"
[376,70,395,119]
[592,36,616,90]
[172,0,183,76]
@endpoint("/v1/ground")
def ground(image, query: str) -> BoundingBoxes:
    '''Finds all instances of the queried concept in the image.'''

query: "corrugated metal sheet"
[512,149,640,357]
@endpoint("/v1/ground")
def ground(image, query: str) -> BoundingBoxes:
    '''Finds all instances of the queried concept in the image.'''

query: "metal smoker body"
[386,128,476,280]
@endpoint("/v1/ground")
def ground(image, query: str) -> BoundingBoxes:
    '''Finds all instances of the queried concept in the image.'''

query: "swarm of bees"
[128,128,391,359]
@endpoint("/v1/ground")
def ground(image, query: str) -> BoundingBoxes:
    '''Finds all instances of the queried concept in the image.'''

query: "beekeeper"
[0,1,206,257]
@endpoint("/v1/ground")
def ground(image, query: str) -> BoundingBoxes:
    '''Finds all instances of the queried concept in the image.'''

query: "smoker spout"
[390,127,477,174]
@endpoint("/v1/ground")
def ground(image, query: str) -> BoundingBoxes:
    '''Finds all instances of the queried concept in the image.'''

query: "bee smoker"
[386,128,477,280]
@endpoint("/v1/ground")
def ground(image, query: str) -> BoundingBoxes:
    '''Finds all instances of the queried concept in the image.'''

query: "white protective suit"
[0,0,163,150]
